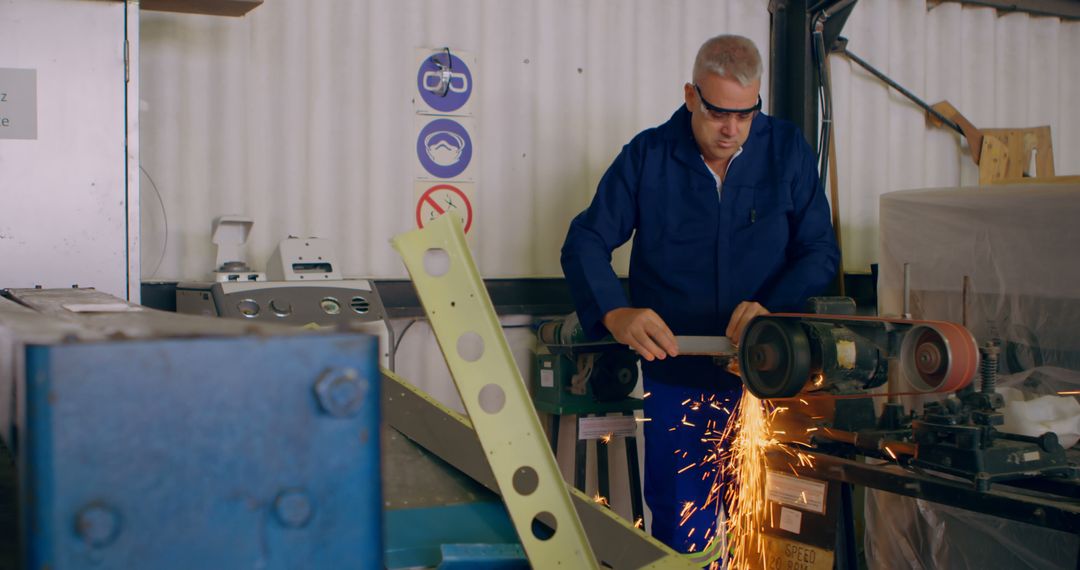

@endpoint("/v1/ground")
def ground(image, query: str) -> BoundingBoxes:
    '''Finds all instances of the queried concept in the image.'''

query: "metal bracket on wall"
[391,214,598,568]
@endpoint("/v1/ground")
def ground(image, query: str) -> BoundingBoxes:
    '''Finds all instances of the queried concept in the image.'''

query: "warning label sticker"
[765,471,827,514]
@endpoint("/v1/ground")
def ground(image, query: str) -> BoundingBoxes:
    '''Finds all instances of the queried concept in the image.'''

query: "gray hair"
[692,34,763,86]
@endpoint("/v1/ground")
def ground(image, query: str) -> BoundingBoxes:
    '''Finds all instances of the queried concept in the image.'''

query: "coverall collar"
[665,106,770,183]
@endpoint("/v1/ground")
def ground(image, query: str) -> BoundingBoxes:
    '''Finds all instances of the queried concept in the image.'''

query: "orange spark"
[593,493,609,507]
[720,391,776,569]
[600,433,613,444]
[885,446,898,460]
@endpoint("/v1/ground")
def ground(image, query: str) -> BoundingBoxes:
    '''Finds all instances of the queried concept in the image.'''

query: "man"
[560,35,839,553]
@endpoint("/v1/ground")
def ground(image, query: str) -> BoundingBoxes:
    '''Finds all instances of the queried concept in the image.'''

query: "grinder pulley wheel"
[738,317,812,399]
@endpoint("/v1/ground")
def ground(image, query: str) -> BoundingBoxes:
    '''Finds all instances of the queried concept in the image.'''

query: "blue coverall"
[560,105,839,553]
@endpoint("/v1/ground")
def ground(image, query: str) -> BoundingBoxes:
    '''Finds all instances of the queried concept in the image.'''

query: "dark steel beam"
[933,0,1080,19]
[769,0,857,151]
[770,0,818,150]
[140,0,263,17]
[775,448,1080,533]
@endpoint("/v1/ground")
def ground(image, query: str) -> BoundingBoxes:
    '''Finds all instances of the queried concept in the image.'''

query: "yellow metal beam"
[381,367,701,569]
[392,214,598,568]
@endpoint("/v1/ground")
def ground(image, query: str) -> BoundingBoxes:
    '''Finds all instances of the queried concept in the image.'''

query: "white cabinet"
[0,0,138,301]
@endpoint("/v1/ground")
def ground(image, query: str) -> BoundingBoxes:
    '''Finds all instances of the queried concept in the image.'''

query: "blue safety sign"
[416,50,472,113]
[417,118,472,179]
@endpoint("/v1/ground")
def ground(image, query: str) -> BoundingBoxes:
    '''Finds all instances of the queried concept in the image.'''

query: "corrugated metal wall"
[831,0,1080,273]
[140,0,1080,281]
[139,0,772,281]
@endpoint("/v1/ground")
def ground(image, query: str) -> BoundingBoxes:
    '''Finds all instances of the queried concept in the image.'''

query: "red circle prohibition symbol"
[416,184,473,234]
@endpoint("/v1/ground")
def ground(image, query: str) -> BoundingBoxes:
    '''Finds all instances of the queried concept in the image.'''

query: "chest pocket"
[732,177,794,230]
[636,184,717,274]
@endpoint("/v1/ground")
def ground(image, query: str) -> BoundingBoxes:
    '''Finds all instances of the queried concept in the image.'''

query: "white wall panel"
[1,0,135,299]
[831,1,1080,273]
[141,1,1080,279]
[139,0,771,281]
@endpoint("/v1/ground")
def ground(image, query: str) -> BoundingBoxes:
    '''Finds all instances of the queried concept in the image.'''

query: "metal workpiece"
[382,368,696,569]
[1,289,383,569]
[391,214,598,569]
[382,425,494,510]
[673,335,736,357]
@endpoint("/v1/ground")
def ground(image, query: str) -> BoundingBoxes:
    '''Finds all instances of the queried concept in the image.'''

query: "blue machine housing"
[2,290,382,569]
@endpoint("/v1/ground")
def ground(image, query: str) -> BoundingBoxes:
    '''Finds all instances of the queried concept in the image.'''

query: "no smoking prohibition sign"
[416,184,473,234]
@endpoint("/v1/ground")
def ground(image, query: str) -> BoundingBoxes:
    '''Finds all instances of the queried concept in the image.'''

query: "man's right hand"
[602,307,679,361]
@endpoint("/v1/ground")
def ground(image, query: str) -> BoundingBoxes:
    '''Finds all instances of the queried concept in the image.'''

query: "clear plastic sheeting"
[864,488,1078,570]
[998,366,1080,449]
[879,185,1080,374]
[873,185,1080,569]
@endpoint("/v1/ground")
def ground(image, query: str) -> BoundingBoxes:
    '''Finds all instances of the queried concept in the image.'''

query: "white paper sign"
[0,68,37,139]
[578,415,637,440]
[766,471,827,514]
[779,506,803,534]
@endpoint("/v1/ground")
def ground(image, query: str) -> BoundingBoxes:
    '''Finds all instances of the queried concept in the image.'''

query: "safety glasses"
[694,84,761,122]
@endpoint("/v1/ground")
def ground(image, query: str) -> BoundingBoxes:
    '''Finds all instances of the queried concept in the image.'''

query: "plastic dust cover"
[864,488,1078,570]
[878,184,1080,374]
[872,184,1080,569]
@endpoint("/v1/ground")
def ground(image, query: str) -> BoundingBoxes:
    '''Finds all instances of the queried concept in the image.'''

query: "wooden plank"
[1034,126,1055,177]
[978,135,1009,185]
[929,100,984,164]
[981,126,1056,182]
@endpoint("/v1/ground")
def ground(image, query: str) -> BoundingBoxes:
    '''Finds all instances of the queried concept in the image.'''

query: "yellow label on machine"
[762,535,834,570]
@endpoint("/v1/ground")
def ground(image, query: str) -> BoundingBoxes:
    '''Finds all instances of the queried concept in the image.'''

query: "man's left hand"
[726,301,769,341]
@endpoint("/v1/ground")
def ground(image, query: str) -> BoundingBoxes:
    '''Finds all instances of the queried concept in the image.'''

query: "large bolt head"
[75,504,121,548]
[314,367,367,417]
[274,489,314,528]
